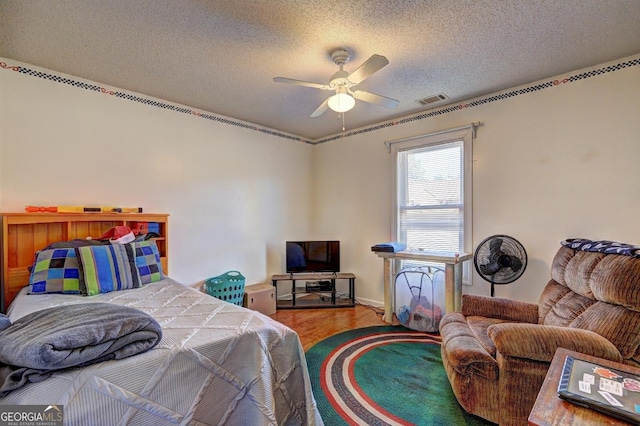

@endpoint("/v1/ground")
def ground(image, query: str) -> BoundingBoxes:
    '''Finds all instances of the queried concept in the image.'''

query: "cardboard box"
[243,283,276,315]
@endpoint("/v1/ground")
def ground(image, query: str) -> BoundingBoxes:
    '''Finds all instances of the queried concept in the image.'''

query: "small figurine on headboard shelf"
[25,206,144,213]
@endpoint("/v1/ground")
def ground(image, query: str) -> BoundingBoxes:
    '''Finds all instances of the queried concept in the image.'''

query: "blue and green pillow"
[29,241,164,297]
[29,248,82,294]
[130,240,165,284]
[76,244,141,296]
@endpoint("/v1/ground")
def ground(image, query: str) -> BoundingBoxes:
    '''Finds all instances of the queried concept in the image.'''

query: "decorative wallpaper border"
[0,61,310,144]
[2,57,639,145]
[314,57,640,144]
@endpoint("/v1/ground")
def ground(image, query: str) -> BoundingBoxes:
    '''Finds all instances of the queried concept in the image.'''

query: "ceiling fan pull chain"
[342,112,346,132]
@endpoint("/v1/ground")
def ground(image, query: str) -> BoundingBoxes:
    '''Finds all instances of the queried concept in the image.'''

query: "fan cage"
[474,235,527,286]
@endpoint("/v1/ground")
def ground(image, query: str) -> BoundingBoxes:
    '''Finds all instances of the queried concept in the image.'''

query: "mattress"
[1,278,323,425]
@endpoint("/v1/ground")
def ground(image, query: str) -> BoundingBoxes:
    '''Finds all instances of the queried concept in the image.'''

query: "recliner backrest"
[538,246,640,365]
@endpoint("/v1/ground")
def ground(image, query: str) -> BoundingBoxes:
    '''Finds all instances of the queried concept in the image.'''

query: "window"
[391,127,473,281]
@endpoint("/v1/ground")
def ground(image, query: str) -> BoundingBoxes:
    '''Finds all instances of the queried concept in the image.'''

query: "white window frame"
[390,126,474,284]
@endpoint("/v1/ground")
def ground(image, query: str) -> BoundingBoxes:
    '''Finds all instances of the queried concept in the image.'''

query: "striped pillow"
[76,244,141,296]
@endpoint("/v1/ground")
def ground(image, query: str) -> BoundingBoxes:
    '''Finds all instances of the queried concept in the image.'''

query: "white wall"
[314,55,640,305]
[2,56,639,307]
[0,59,314,287]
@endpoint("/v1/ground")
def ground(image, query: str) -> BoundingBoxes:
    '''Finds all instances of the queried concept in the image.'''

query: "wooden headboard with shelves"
[0,213,169,313]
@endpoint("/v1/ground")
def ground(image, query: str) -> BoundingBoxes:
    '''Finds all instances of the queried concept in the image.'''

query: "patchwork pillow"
[29,248,82,294]
[0,314,10,332]
[76,244,141,296]
[129,240,165,285]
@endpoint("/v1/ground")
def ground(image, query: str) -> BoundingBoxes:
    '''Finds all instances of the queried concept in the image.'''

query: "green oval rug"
[305,326,494,425]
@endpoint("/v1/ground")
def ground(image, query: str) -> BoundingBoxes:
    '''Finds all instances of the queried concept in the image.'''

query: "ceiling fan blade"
[273,77,330,90]
[347,54,389,85]
[310,98,329,118]
[352,90,399,109]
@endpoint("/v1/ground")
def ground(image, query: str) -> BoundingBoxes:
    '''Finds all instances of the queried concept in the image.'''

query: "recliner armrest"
[461,294,539,323]
[488,323,623,363]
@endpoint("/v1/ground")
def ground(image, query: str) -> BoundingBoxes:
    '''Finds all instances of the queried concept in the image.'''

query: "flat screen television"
[286,241,340,273]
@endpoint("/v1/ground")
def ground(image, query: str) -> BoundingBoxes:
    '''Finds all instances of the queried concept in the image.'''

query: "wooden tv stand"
[271,272,355,309]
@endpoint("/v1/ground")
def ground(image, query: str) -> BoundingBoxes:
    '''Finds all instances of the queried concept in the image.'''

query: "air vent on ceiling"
[415,93,449,106]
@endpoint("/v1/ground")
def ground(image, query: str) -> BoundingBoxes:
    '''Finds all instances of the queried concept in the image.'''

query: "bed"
[0,213,323,425]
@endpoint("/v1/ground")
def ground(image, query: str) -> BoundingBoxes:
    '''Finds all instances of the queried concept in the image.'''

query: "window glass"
[392,128,473,282]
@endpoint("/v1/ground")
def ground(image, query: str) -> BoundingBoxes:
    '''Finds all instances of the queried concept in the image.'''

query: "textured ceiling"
[2,0,640,140]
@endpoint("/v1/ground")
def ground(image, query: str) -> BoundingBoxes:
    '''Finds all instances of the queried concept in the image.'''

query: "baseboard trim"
[355,297,384,309]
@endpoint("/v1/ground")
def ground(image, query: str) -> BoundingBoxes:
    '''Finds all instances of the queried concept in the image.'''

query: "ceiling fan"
[273,48,399,117]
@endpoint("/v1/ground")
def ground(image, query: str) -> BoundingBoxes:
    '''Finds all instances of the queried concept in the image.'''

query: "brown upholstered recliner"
[440,243,640,425]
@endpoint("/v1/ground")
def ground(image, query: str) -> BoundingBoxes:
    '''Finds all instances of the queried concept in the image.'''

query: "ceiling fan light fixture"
[328,92,355,113]
[274,48,398,118]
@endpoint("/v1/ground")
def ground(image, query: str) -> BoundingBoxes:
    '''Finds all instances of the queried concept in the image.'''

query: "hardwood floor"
[271,304,400,352]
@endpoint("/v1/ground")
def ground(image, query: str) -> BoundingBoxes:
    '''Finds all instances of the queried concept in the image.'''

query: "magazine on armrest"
[558,355,640,425]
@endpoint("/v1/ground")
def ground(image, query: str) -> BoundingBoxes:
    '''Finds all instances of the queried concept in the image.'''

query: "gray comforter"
[0,303,162,396]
